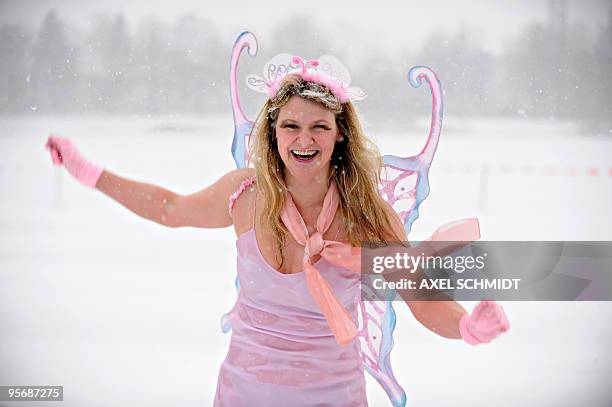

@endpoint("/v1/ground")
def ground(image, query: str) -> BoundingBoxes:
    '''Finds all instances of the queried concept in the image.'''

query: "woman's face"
[274,95,339,181]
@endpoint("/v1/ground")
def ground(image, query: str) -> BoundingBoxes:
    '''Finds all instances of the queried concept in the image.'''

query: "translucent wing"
[220,274,241,333]
[221,32,258,330]
[229,31,257,169]
[355,66,444,407]
[379,66,443,234]
[358,275,407,407]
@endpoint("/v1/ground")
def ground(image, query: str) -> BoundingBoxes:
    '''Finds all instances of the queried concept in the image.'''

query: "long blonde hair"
[250,74,404,266]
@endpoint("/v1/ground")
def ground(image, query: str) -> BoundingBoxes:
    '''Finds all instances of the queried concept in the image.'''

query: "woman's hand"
[459,300,510,345]
[45,134,103,188]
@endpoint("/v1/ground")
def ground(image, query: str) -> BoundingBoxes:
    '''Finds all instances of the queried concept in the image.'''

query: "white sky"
[0,0,609,54]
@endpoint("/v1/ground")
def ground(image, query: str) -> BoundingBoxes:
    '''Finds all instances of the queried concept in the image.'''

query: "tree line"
[0,9,610,128]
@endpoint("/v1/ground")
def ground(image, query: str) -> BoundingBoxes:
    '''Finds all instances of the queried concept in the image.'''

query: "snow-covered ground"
[1,114,611,406]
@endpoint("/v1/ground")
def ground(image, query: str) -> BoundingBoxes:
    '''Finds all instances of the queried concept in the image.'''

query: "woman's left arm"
[382,203,510,344]
[404,284,511,344]
[405,300,466,339]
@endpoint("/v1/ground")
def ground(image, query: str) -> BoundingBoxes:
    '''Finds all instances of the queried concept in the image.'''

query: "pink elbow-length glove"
[459,300,510,345]
[44,134,104,188]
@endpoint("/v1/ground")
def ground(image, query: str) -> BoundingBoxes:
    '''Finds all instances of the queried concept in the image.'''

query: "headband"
[246,54,366,103]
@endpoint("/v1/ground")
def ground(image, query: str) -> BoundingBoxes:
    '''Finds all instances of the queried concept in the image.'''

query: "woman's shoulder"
[225,167,256,189]
[227,168,257,232]
[228,168,256,204]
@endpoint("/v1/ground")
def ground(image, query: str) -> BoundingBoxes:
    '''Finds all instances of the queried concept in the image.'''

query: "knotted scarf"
[280,181,361,347]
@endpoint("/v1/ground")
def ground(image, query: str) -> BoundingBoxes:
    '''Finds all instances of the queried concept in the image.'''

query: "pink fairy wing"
[223,32,257,329]
[230,31,257,168]
[379,66,443,234]
[220,275,241,333]
[356,66,445,407]
[358,278,407,406]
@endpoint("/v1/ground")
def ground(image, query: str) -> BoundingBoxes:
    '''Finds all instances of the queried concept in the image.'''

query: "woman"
[45,59,509,406]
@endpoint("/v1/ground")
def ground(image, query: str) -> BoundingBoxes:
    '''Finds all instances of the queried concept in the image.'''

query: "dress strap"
[228,175,257,218]
[252,182,257,225]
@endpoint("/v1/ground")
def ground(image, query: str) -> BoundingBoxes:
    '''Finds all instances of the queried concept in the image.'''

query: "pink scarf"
[280,181,361,347]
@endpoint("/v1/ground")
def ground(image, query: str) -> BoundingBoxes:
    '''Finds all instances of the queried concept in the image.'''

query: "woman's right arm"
[96,168,253,228]
[45,134,253,229]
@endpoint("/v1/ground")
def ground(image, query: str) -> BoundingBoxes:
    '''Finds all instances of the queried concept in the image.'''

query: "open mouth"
[290,149,319,163]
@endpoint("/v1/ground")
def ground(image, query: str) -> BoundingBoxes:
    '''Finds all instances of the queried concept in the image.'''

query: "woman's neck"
[285,169,330,216]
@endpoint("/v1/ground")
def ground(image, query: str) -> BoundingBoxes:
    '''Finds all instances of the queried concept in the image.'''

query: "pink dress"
[214,179,368,406]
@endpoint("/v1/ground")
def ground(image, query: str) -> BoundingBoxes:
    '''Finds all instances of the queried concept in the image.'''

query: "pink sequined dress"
[213,178,368,407]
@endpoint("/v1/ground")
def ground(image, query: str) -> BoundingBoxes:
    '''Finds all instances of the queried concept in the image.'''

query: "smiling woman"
[248,72,405,270]
[209,69,413,406]
[276,98,337,167]
[43,49,510,407]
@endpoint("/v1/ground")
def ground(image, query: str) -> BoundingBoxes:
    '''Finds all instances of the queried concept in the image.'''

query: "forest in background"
[0,3,610,131]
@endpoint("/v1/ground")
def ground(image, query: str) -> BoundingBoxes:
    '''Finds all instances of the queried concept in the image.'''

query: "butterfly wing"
[230,31,257,169]
[379,66,443,234]
[358,275,407,407]
[357,66,444,407]
[220,274,241,333]
[222,32,258,333]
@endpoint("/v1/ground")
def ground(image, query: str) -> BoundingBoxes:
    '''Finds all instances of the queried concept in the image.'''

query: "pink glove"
[45,134,104,188]
[459,300,510,345]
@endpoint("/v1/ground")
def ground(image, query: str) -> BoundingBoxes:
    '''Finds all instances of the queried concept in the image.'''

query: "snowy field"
[1,114,611,407]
